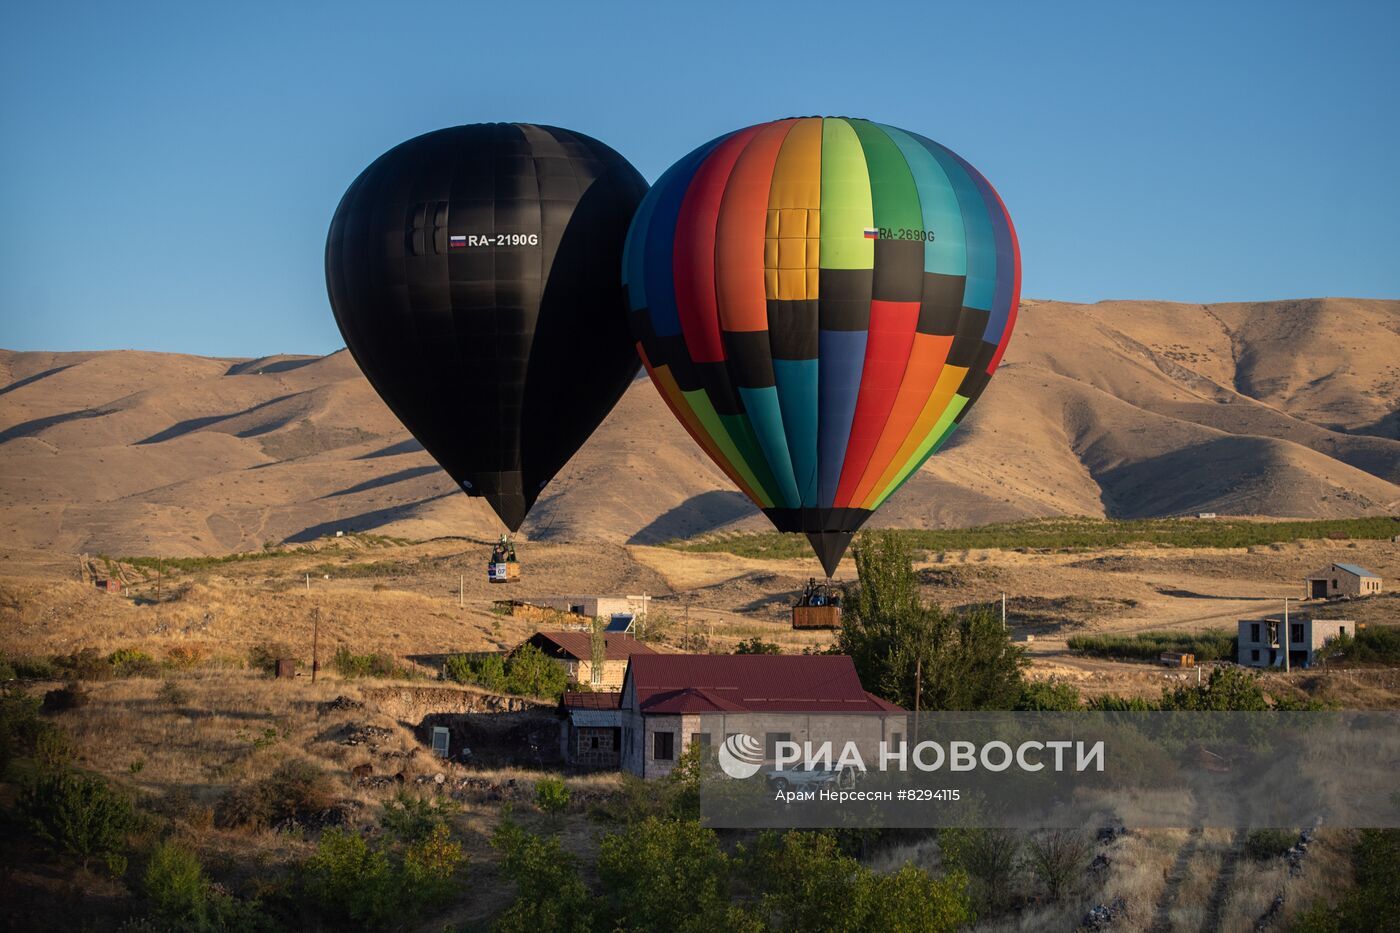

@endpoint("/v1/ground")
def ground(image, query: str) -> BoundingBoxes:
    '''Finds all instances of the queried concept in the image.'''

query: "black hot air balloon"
[326,124,648,530]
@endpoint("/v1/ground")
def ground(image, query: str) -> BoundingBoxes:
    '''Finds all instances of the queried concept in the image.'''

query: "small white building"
[1237,614,1354,669]
[528,594,651,623]
[1304,564,1381,600]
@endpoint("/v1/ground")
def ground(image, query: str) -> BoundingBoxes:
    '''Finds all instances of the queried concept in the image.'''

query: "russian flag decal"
[449,235,467,247]
[863,227,879,239]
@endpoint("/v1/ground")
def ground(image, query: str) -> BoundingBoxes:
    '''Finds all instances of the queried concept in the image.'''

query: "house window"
[1250,623,1260,643]
[653,731,674,761]
[1332,579,1338,589]
[1291,623,1304,644]
[1339,625,1346,637]
[591,664,603,686]
[589,736,600,750]
[764,732,792,760]
[1251,649,1260,662]
[890,732,905,749]
[691,732,711,747]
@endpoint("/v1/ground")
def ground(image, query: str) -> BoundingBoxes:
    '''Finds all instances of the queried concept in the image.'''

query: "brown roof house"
[517,631,655,691]
[561,654,904,778]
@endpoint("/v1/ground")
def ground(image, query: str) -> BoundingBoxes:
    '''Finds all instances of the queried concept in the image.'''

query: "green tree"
[19,767,135,874]
[504,643,569,699]
[491,817,597,933]
[302,825,463,929]
[940,828,1022,914]
[1026,830,1090,902]
[597,817,735,932]
[840,532,1026,711]
[379,789,460,843]
[746,830,970,932]
[1016,679,1083,711]
[534,776,570,815]
[143,839,211,927]
[1160,667,1270,711]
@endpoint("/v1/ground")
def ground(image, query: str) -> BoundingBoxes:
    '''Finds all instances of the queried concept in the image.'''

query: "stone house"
[516,631,654,690]
[562,654,904,779]
[1304,563,1381,600]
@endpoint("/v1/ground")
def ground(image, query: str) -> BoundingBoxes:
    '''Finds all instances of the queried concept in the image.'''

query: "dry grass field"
[2,528,1396,929]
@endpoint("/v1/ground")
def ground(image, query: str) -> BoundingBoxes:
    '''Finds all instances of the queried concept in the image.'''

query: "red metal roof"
[561,691,622,710]
[627,655,903,714]
[525,631,657,662]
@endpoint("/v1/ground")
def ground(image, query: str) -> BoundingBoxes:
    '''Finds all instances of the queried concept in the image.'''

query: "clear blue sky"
[2,0,1396,357]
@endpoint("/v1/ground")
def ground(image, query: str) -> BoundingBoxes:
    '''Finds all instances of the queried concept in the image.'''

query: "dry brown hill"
[2,298,1397,556]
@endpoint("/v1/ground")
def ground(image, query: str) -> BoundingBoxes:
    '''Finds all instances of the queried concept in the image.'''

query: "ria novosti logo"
[718,733,764,779]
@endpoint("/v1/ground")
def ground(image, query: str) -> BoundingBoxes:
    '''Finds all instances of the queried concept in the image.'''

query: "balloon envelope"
[623,117,1019,575]
[327,123,647,530]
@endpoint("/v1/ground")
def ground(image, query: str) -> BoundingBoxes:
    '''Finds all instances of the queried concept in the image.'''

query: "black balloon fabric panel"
[326,124,647,530]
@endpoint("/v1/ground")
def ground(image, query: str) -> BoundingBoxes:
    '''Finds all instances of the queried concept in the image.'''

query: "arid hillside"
[1,298,1397,557]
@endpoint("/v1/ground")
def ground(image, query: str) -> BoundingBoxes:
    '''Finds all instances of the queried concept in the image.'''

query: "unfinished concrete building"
[1237,614,1354,669]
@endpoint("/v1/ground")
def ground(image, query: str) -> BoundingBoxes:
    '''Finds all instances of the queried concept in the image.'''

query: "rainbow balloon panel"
[623,117,1019,574]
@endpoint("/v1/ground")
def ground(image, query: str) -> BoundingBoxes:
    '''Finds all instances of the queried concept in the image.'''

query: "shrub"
[108,647,159,677]
[442,644,567,700]
[534,776,570,815]
[443,653,503,690]
[247,643,294,675]
[144,839,209,922]
[215,760,336,831]
[597,817,734,931]
[746,830,970,932]
[1245,828,1297,861]
[11,655,57,680]
[0,688,46,774]
[939,828,1023,914]
[400,824,464,908]
[34,726,73,770]
[492,817,597,933]
[1161,667,1271,711]
[19,767,136,874]
[165,645,207,670]
[332,647,397,679]
[379,790,459,843]
[302,829,395,926]
[53,648,112,681]
[734,637,781,655]
[1026,830,1090,901]
[157,680,189,707]
[1067,631,1237,663]
[0,656,14,681]
[1016,679,1083,710]
[303,825,463,929]
[41,681,90,712]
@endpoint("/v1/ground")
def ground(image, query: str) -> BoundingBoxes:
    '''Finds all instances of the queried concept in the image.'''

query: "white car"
[764,763,859,792]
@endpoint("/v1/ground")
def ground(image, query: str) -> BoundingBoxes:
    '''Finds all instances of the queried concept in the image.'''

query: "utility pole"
[311,607,320,683]
[913,655,922,742]
[305,573,310,593]
[1283,597,1291,673]
[1001,592,1007,630]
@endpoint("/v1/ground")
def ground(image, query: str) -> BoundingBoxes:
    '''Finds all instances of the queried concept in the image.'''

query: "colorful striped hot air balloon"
[624,117,1019,576]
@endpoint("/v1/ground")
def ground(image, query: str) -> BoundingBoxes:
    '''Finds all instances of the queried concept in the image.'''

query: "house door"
[1310,580,1327,598]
